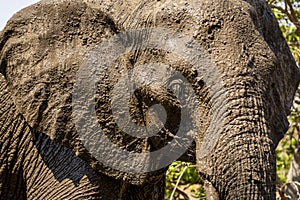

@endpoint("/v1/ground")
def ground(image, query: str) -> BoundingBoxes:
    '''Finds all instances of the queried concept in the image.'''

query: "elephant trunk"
[198,92,282,199]
[213,128,276,199]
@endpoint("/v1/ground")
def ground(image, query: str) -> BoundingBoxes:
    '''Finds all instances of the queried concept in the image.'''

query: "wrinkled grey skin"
[0,0,299,199]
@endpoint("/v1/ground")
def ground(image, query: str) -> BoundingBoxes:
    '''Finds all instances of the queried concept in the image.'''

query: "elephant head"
[0,0,299,199]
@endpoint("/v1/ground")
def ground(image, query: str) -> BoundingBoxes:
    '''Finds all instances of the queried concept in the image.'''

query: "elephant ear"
[0,0,171,185]
[245,0,300,145]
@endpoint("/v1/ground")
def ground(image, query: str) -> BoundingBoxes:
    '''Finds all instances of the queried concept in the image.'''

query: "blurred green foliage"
[276,132,297,183]
[165,162,205,200]
[165,1,300,199]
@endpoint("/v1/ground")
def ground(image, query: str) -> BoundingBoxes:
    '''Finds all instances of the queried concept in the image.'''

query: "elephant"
[0,0,299,199]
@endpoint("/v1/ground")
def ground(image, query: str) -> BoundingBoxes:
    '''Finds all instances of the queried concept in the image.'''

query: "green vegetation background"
[165,0,300,199]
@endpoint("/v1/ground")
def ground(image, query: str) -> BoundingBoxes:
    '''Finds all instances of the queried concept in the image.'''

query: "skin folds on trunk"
[199,97,277,199]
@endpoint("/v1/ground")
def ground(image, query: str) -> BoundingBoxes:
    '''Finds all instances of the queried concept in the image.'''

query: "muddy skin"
[0,0,299,199]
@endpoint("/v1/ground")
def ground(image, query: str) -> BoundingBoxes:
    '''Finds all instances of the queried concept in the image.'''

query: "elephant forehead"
[123,0,273,66]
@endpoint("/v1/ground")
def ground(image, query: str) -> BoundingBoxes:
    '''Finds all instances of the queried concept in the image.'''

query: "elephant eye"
[167,78,185,98]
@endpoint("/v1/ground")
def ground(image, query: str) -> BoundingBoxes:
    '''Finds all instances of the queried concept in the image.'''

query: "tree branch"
[268,0,300,36]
